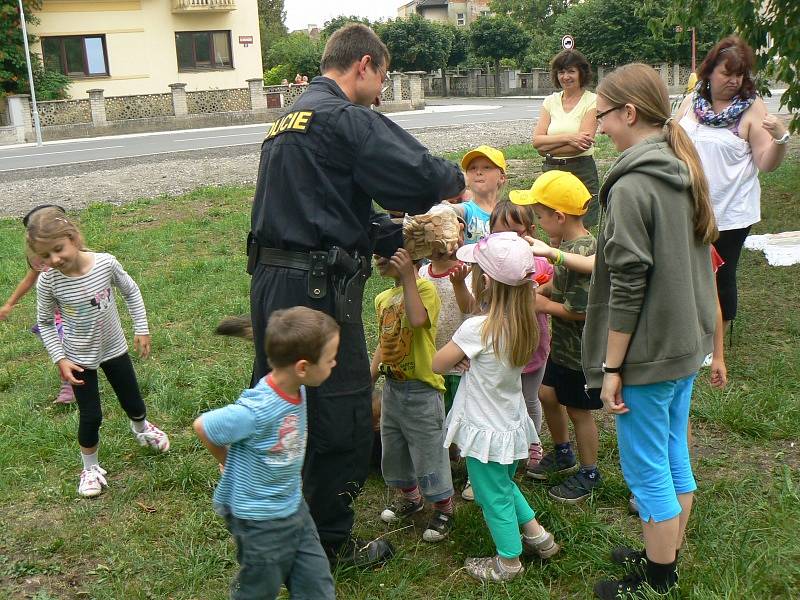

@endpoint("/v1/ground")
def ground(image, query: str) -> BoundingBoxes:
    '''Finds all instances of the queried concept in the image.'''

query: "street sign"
[239,35,254,47]
[561,34,575,50]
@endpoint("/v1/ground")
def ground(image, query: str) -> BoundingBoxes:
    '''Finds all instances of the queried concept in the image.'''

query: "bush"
[263,64,291,85]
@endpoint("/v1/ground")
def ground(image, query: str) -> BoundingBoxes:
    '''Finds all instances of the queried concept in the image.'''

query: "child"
[451,145,507,244]
[488,201,554,475]
[371,248,455,543]
[194,307,338,600]
[510,170,602,504]
[27,207,169,498]
[434,232,559,582]
[1,204,74,404]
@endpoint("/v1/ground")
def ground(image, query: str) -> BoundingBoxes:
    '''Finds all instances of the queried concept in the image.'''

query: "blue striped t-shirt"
[202,375,307,521]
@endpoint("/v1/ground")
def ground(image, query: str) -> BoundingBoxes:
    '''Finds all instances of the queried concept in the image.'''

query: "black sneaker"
[422,510,453,543]
[611,546,647,574]
[526,450,577,480]
[548,469,601,504]
[330,537,395,569]
[594,568,678,599]
[380,497,424,523]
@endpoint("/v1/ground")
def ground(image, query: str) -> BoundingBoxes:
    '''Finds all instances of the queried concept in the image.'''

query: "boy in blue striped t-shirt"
[194,307,340,600]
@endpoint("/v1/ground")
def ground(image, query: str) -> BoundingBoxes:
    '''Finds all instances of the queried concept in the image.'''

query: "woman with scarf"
[675,36,789,331]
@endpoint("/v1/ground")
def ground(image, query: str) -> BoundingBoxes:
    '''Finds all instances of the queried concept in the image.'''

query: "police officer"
[249,24,464,567]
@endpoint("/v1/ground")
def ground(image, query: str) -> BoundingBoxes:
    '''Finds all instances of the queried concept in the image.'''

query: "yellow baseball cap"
[460,145,507,173]
[509,170,591,216]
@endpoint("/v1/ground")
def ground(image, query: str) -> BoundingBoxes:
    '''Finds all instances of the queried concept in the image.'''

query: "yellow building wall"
[419,6,449,23]
[30,0,263,98]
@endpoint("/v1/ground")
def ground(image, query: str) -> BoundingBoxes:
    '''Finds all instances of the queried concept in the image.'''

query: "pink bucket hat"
[456,232,536,286]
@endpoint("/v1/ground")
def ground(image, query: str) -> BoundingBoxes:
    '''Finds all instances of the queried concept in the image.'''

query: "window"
[456,13,465,25]
[175,31,233,71]
[42,35,109,77]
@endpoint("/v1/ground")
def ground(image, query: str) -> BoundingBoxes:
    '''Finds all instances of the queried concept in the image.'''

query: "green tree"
[647,0,800,132]
[469,15,529,94]
[489,0,570,35]
[443,24,469,68]
[321,15,371,39]
[551,0,724,68]
[1,0,69,99]
[257,0,287,63]
[265,32,323,80]
[377,16,451,72]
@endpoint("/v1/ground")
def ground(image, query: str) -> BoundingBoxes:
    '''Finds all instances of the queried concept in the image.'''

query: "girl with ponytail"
[581,64,719,599]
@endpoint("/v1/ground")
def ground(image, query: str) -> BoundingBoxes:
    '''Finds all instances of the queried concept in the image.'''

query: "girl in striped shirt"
[27,207,170,498]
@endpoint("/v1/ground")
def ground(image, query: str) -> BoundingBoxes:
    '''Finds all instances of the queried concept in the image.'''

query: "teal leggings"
[466,458,536,558]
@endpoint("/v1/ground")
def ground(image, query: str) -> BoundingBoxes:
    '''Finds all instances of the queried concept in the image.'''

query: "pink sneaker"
[53,381,75,404]
[526,443,543,473]
[78,465,108,498]
[132,421,170,453]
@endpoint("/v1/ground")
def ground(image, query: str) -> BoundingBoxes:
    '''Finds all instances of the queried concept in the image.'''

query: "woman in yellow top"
[533,50,599,226]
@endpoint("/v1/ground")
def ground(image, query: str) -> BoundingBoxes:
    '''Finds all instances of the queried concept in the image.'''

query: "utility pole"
[18,0,43,146]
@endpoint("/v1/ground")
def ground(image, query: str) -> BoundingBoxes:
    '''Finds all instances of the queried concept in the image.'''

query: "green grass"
[0,146,798,599]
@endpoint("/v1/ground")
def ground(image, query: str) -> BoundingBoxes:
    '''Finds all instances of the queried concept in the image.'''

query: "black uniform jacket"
[250,76,465,255]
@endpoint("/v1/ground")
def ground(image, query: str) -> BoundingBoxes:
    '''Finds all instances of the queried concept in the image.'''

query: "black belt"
[544,154,593,166]
[257,247,318,270]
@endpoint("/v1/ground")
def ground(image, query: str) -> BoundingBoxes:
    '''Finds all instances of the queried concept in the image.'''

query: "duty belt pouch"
[335,257,370,323]
[307,251,328,299]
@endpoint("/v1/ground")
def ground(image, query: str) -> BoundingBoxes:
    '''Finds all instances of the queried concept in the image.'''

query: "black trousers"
[72,352,147,448]
[250,263,373,552]
[714,226,751,322]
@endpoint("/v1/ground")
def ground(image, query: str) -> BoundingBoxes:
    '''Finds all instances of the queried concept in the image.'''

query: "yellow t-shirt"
[542,90,597,158]
[374,278,445,392]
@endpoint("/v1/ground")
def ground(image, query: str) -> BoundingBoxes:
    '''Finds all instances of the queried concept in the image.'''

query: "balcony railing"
[173,0,236,12]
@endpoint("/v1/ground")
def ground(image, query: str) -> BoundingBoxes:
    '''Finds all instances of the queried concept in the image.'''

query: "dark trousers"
[72,352,147,448]
[250,263,373,552]
[543,156,600,227]
[225,502,335,600]
[714,227,751,322]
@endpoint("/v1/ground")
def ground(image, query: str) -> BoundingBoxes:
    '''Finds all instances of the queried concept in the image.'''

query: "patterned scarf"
[692,83,754,128]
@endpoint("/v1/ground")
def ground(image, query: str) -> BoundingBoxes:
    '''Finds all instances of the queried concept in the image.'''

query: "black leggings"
[715,226,751,322]
[72,353,147,448]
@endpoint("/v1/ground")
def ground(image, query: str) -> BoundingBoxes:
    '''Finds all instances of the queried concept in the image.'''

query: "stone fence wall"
[1,72,426,145]
[425,63,693,97]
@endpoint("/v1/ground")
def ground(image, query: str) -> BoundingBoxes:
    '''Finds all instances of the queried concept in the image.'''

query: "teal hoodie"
[582,135,716,388]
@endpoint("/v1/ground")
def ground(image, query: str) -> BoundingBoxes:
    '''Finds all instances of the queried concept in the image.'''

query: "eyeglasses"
[373,61,389,84]
[596,105,624,121]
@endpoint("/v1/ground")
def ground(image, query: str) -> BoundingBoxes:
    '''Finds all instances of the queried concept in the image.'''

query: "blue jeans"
[380,378,454,502]
[616,374,698,523]
[225,501,334,600]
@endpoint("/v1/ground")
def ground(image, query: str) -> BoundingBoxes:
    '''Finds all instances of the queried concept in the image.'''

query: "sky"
[284,0,403,32]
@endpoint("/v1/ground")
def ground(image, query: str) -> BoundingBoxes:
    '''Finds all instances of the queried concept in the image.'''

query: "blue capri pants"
[616,374,698,523]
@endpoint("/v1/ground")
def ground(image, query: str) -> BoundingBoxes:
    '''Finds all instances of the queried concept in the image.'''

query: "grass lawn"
[0,140,798,599]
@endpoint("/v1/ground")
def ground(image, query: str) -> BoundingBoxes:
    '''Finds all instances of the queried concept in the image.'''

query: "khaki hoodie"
[582,135,717,388]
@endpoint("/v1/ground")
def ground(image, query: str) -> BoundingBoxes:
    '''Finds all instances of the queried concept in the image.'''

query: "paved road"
[0,93,790,173]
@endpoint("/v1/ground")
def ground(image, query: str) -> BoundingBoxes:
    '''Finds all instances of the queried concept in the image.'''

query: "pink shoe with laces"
[132,421,170,453]
[525,442,543,474]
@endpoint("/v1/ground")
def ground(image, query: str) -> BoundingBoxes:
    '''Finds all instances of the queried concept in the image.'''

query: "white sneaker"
[78,465,108,498]
[461,480,474,501]
[132,421,170,453]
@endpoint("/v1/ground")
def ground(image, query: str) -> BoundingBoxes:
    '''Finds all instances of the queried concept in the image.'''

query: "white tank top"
[679,113,760,231]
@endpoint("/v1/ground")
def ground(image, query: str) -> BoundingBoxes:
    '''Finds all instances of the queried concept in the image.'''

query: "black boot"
[328,536,395,569]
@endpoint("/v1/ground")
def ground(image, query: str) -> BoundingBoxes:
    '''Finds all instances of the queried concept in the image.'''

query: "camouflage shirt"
[549,234,597,371]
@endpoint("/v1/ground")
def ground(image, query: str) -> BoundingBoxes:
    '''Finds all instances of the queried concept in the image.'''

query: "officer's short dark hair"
[320,23,390,74]
[550,50,592,89]
[266,307,340,368]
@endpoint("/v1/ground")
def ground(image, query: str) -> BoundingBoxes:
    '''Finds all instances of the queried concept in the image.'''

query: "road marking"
[0,145,125,160]
[175,132,266,142]
[451,112,495,117]
[0,141,261,173]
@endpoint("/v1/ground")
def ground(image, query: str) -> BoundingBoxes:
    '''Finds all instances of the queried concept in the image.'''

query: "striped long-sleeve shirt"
[36,252,149,369]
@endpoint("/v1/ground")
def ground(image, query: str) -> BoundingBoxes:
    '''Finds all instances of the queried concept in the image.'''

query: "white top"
[36,252,149,368]
[542,90,597,158]
[443,316,538,464]
[679,111,761,231]
[418,263,470,351]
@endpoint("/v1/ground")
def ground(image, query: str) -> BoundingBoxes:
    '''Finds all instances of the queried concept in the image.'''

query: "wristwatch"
[601,362,622,374]
[774,132,790,145]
